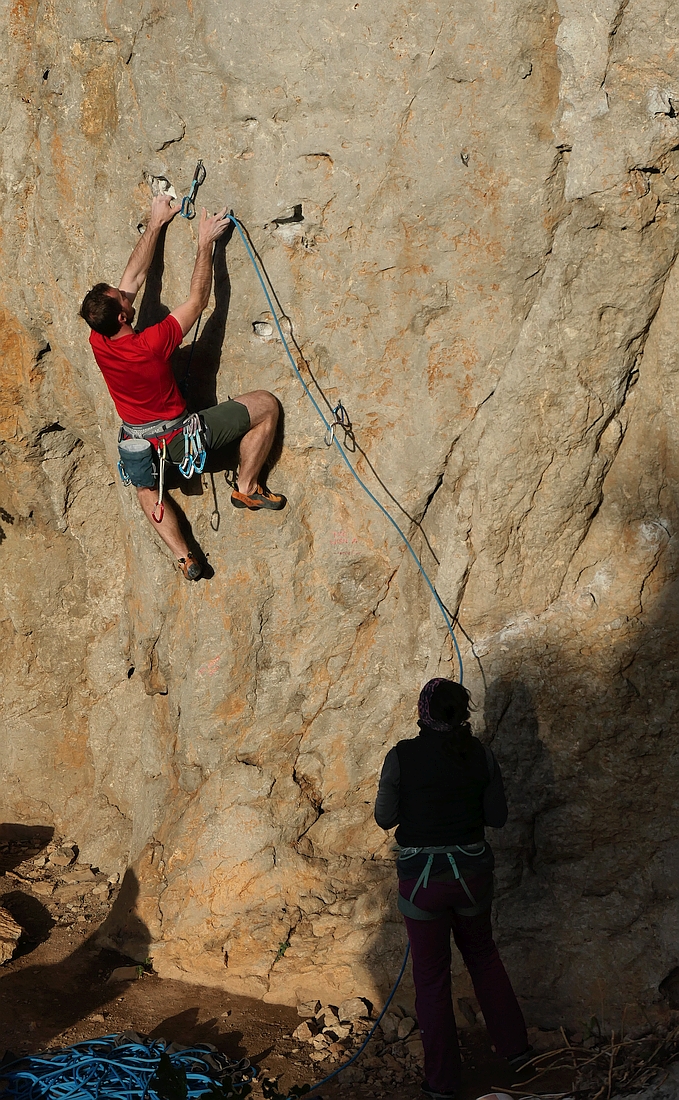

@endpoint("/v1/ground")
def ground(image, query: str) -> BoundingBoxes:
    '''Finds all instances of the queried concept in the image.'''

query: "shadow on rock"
[0,824,54,874]
[135,223,234,412]
[177,230,233,411]
[149,1006,246,1061]
[1,892,55,956]
[0,868,150,1051]
[136,225,172,334]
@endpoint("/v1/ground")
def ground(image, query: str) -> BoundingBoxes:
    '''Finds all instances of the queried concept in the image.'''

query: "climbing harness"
[178,412,207,478]
[151,439,167,524]
[0,1032,255,1100]
[180,159,206,220]
[224,212,464,682]
[116,413,206,501]
[397,843,493,920]
[120,413,188,441]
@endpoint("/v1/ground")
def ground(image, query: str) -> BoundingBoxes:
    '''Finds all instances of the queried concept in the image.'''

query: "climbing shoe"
[421,1082,457,1100]
[177,552,202,581]
[230,485,286,511]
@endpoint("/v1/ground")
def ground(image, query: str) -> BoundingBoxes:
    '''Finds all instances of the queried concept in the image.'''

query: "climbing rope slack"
[225,213,464,683]
[305,943,411,1096]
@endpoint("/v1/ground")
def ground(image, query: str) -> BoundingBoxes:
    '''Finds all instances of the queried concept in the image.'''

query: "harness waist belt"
[398,843,486,858]
[121,412,188,439]
[397,842,493,921]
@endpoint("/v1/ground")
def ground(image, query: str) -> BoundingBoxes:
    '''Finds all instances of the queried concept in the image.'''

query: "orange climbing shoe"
[177,552,202,580]
[230,485,286,511]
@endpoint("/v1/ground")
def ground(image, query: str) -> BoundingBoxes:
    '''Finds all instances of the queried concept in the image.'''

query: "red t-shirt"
[89,314,186,425]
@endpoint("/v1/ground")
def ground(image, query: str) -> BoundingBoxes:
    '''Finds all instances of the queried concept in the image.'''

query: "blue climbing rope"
[0,1034,255,1100]
[226,214,464,683]
[0,964,412,1100]
[305,943,411,1095]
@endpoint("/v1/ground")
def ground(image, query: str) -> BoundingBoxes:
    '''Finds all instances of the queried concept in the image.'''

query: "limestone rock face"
[1,0,679,1022]
[0,906,23,964]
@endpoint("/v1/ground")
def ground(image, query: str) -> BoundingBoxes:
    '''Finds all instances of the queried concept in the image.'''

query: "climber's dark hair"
[79,283,122,337]
[429,680,473,754]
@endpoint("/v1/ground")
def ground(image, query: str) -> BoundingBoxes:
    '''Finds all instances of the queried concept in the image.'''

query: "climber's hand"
[149,194,179,229]
[198,206,231,247]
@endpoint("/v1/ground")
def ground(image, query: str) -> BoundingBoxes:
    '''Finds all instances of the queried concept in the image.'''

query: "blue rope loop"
[0,1035,255,1100]
[225,213,464,683]
[303,943,411,1096]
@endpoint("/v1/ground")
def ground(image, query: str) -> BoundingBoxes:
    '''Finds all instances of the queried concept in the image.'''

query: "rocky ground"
[4,829,678,1100]
[0,830,573,1100]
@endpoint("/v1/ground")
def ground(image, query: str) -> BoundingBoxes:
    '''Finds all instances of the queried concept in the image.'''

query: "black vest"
[394,727,490,847]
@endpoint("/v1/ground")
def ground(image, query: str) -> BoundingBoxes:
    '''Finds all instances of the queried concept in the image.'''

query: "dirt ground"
[0,926,579,1100]
[0,828,574,1100]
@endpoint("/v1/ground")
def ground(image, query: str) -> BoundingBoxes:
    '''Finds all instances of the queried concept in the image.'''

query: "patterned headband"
[418,677,461,733]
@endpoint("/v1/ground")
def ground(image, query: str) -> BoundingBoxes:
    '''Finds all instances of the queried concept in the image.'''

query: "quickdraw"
[324,401,351,447]
[209,471,220,531]
[151,439,167,524]
[178,413,207,479]
[180,159,206,220]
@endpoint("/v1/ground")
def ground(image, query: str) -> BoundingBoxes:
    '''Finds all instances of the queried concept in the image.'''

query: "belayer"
[80,194,285,582]
[375,678,532,1100]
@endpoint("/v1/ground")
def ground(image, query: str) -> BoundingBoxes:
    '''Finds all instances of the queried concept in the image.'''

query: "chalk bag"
[117,437,157,489]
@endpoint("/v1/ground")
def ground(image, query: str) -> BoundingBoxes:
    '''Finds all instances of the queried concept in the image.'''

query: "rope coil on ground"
[0,1033,255,1100]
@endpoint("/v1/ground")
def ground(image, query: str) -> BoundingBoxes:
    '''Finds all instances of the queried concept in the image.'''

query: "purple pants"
[400,872,527,1094]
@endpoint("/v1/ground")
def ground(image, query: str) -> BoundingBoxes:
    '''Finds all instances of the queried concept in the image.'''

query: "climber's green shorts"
[166,400,251,463]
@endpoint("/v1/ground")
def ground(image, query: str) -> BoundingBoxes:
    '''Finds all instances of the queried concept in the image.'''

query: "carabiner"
[324,402,350,447]
[180,159,206,220]
[180,195,196,220]
[152,441,167,523]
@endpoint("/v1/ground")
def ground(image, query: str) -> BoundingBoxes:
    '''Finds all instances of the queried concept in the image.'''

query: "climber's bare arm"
[171,207,231,337]
[118,195,179,304]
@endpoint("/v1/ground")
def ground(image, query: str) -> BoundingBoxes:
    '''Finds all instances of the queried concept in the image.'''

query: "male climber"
[80,194,285,581]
